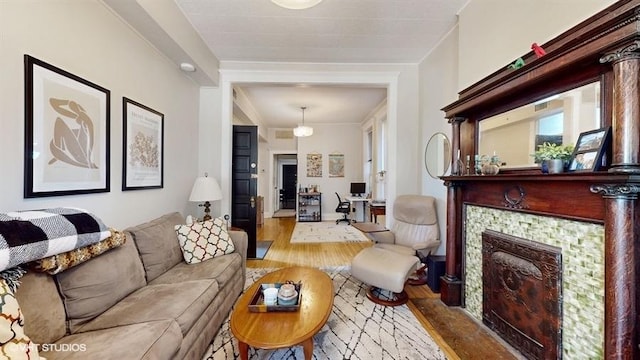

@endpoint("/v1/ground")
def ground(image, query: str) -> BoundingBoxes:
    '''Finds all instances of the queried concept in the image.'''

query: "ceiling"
[174,0,468,129]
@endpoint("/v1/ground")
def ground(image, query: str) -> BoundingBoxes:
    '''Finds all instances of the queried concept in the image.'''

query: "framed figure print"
[568,127,611,172]
[122,97,164,190]
[24,55,110,198]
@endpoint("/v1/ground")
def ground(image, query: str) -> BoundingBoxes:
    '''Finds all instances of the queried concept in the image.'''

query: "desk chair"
[335,193,351,225]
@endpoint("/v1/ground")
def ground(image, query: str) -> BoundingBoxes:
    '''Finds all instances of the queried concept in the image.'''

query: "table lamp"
[189,173,222,221]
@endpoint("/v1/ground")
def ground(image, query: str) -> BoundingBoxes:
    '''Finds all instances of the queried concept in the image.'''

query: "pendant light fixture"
[293,106,313,137]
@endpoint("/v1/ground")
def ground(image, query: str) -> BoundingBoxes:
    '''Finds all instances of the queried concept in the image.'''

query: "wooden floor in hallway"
[249,217,523,360]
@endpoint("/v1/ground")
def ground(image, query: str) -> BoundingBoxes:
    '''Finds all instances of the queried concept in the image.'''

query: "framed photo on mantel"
[24,55,110,198]
[568,127,611,172]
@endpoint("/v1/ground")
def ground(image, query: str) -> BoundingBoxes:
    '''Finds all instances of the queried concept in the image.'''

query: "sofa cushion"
[126,212,185,282]
[55,234,146,333]
[0,278,41,359]
[16,271,67,347]
[76,279,218,336]
[150,252,242,288]
[174,218,235,264]
[39,320,181,360]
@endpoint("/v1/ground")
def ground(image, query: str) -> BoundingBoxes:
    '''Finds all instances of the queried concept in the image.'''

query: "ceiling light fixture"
[270,0,323,10]
[180,62,196,72]
[293,106,313,137]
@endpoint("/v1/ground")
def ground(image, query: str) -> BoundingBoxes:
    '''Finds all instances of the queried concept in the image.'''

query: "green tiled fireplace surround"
[464,205,605,359]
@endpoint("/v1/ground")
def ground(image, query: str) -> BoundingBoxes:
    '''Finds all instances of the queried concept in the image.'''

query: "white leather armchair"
[369,194,440,256]
[351,195,440,305]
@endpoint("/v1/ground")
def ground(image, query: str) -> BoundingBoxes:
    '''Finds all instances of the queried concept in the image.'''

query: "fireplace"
[463,205,604,358]
[482,230,562,359]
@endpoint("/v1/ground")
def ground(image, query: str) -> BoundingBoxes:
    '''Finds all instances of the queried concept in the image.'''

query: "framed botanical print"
[306,153,322,177]
[122,97,164,190]
[24,55,110,198]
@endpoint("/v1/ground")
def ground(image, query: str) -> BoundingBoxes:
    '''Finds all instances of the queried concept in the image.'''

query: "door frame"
[218,69,399,229]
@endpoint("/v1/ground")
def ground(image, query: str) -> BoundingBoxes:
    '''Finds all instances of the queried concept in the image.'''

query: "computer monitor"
[350,182,366,197]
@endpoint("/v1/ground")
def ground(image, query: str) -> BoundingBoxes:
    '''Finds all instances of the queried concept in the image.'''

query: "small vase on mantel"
[547,159,564,174]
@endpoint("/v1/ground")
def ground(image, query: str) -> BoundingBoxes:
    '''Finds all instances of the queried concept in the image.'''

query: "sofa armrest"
[229,230,248,269]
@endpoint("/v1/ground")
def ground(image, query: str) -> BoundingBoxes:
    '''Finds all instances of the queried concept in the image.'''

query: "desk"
[369,203,386,223]
[345,196,369,222]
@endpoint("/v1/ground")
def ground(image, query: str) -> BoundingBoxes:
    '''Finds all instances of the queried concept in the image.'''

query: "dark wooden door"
[232,125,257,258]
[281,164,297,209]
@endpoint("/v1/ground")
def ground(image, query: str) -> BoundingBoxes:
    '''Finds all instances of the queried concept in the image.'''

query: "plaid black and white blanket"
[0,208,111,272]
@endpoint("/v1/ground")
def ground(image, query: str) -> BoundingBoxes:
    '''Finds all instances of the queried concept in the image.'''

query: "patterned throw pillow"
[30,229,126,275]
[0,279,41,359]
[175,218,235,264]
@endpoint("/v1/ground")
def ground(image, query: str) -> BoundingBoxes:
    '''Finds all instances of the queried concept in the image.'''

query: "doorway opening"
[220,70,399,229]
[280,164,297,209]
[273,153,297,218]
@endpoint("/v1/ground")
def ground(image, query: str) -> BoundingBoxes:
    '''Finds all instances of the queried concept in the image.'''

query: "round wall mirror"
[424,132,451,179]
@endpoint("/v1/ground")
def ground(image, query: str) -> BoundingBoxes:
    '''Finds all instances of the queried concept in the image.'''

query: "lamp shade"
[189,174,222,202]
[293,106,313,137]
[293,125,313,137]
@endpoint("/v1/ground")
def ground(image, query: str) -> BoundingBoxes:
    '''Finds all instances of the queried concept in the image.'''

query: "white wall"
[419,25,459,255]
[458,0,618,90]
[0,0,201,228]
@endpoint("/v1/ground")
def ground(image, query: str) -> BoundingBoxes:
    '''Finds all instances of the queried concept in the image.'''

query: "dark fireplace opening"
[482,230,562,359]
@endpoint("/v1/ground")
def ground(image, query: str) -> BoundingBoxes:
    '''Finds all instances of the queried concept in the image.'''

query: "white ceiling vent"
[275,130,294,139]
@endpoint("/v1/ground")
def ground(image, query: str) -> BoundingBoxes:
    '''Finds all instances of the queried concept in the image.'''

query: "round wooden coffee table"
[230,266,334,360]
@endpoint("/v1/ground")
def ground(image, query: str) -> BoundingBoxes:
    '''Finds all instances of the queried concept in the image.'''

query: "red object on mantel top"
[531,43,546,58]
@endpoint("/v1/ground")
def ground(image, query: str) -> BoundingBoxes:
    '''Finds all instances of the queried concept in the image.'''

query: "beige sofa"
[16,212,247,360]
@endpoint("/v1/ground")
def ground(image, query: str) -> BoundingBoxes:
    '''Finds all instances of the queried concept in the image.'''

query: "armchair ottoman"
[351,247,419,306]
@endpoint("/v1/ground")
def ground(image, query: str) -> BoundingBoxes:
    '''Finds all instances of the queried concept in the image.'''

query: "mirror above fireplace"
[478,82,601,168]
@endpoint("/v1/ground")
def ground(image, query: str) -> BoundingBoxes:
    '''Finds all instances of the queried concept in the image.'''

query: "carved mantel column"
[440,116,466,307]
[441,180,462,306]
[591,183,640,360]
[601,41,640,173]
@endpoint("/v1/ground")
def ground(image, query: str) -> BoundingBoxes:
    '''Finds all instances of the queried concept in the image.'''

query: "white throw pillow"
[174,217,235,264]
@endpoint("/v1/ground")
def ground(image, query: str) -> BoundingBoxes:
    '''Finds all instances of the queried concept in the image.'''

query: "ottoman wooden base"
[366,287,409,306]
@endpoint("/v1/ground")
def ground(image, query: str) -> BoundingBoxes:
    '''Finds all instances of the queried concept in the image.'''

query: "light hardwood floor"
[250,216,460,359]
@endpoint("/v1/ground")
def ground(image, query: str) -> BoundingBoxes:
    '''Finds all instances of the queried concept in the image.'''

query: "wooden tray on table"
[247,282,302,313]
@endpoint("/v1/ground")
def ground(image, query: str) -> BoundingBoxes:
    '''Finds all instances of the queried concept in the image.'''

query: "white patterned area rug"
[290,222,370,243]
[202,267,447,360]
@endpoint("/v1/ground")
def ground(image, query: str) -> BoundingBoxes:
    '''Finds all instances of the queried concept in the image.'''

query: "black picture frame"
[24,55,110,198]
[122,97,164,190]
[568,127,611,172]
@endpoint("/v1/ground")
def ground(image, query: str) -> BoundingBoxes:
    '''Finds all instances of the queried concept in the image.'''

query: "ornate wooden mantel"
[440,1,640,358]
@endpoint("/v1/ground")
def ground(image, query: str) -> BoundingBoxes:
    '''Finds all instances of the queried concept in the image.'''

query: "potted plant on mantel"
[532,142,575,173]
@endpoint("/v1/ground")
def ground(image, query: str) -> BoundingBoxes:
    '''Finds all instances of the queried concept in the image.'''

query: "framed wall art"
[306,153,322,177]
[122,97,164,190]
[24,55,110,198]
[568,127,611,172]
[328,153,344,177]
